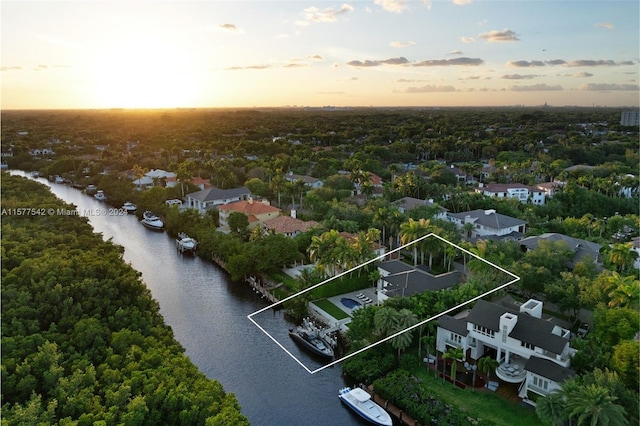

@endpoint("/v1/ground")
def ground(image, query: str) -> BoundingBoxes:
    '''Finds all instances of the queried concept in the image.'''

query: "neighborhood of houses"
[97,164,629,408]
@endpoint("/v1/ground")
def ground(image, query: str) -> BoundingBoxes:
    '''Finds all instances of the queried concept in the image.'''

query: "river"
[10,171,369,426]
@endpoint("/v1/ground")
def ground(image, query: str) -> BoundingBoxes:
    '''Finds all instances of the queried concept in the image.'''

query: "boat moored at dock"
[140,211,164,231]
[94,190,106,201]
[122,202,137,214]
[289,317,335,359]
[338,387,392,426]
[176,232,198,254]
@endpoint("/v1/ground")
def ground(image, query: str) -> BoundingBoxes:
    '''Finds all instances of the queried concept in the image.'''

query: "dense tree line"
[1,174,248,425]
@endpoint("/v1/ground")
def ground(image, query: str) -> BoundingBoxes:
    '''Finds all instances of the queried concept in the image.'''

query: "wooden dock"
[246,275,280,304]
[364,385,424,426]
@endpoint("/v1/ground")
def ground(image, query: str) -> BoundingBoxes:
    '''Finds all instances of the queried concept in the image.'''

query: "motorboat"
[85,184,97,194]
[94,190,106,201]
[140,211,164,231]
[338,387,392,426]
[176,232,198,254]
[288,318,334,359]
[122,202,137,214]
[30,171,39,178]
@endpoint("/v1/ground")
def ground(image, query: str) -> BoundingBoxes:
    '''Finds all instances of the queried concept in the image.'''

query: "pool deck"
[309,288,379,331]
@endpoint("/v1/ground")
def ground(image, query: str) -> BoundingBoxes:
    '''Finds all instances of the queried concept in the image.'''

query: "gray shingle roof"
[525,356,575,382]
[449,209,526,230]
[466,300,569,354]
[438,315,469,337]
[186,186,251,202]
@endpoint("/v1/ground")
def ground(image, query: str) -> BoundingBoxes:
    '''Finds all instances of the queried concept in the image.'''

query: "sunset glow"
[1,1,638,109]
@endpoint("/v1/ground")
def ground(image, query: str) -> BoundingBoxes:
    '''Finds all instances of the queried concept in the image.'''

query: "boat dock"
[246,275,280,304]
[363,385,423,426]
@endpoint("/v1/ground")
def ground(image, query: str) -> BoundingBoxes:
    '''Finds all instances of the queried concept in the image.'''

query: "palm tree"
[606,272,640,309]
[607,242,637,274]
[478,356,499,384]
[442,346,464,388]
[536,392,567,426]
[373,207,393,247]
[373,307,399,339]
[400,218,431,266]
[390,308,418,357]
[565,384,628,426]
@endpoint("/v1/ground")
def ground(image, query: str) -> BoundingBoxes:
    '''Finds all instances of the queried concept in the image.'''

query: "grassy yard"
[312,299,350,320]
[410,367,541,426]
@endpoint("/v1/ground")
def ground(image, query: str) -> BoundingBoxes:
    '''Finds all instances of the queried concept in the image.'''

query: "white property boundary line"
[247,233,520,374]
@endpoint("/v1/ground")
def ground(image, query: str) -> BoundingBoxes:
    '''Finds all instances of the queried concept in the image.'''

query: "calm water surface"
[11,172,369,426]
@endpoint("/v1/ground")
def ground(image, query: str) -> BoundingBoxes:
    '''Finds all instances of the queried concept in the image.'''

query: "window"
[450,332,462,344]
[473,324,495,338]
[533,376,549,390]
[520,341,535,350]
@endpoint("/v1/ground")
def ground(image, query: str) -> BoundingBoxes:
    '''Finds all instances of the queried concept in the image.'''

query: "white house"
[447,209,526,241]
[185,186,252,214]
[475,183,546,205]
[436,299,576,406]
[285,172,323,189]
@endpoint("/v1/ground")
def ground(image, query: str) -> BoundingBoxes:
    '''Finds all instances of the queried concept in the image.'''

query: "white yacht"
[338,387,392,426]
[122,202,137,214]
[176,232,198,254]
[140,211,164,231]
[94,190,106,201]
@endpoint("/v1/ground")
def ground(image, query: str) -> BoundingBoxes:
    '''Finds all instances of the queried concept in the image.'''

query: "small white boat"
[338,387,392,426]
[55,176,65,184]
[176,232,198,254]
[140,211,164,231]
[122,202,137,214]
[94,190,106,201]
[30,171,39,178]
[86,184,97,193]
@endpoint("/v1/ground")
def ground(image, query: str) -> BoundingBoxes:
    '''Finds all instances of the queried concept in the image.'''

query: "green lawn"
[410,367,541,426]
[312,299,350,320]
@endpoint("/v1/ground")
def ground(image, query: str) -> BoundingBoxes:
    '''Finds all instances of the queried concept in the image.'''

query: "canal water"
[10,172,368,426]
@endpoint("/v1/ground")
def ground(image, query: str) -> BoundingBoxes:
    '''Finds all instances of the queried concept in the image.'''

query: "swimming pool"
[340,298,361,309]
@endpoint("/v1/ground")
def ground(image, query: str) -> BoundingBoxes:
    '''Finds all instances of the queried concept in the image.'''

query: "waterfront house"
[376,260,460,303]
[284,172,323,189]
[218,198,280,231]
[263,213,320,237]
[436,298,576,406]
[447,209,526,241]
[186,186,252,214]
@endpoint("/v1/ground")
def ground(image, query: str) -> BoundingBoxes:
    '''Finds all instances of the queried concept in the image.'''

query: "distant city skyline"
[2,1,639,109]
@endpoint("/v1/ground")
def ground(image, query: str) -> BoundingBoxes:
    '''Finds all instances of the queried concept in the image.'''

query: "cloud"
[297,4,354,25]
[459,75,481,80]
[571,72,594,78]
[1,66,23,71]
[507,60,546,67]
[478,29,520,42]
[594,22,614,29]
[219,23,243,33]
[460,36,475,43]
[413,57,483,66]
[226,65,271,70]
[390,41,416,48]
[545,59,566,66]
[510,84,562,91]
[283,63,308,68]
[308,54,324,61]
[579,83,639,91]
[502,74,540,80]
[402,85,456,93]
[34,65,48,71]
[450,50,463,55]
[564,59,631,67]
[453,0,472,4]
[395,78,425,82]
[375,0,408,13]
[347,57,410,67]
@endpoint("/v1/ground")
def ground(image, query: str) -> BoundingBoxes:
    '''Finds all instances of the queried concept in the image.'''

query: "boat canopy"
[349,388,372,403]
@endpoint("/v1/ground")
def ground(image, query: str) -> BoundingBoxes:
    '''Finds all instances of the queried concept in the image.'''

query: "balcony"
[495,359,526,383]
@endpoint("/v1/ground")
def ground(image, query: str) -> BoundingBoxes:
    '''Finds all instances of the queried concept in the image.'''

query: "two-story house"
[519,233,603,269]
[436,299,575,406]
[218,198,280,231]
[263,213,320,237]
[475,183,546,205]
[284,172,323,189]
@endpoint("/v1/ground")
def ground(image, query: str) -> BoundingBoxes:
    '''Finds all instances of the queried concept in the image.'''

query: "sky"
[1,0,639,109]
